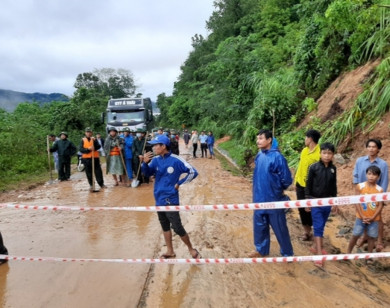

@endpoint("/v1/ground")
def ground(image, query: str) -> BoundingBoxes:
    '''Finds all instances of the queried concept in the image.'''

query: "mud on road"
[0,141,390,307]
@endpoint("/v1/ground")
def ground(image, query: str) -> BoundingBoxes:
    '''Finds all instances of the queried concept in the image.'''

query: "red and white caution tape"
[0,252,388,264]
[0,192,389,212]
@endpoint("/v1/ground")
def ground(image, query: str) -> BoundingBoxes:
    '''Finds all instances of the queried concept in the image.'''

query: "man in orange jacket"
[79,127,106,191]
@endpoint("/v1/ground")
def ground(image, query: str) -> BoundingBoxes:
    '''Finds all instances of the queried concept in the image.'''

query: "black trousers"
[83,158,104,187]
[58,155,71,180]
[193,143,198,157]
[201,143,208,157]
[296,183,313,227]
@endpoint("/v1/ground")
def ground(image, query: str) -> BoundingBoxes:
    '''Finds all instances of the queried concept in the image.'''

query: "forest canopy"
[0,0,389,189]
[157,0,389,162]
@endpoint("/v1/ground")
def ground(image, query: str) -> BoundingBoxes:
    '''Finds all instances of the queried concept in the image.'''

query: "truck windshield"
[107,110,144,123]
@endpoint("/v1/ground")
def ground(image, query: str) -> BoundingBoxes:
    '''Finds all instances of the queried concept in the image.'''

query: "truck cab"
[103,97,154,133]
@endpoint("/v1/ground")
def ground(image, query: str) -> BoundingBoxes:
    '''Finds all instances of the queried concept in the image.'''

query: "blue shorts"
[311,206,331,237]
[352,218,378,238]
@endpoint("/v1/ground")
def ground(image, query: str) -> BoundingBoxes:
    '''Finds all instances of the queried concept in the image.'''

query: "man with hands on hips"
[140,134,201,259]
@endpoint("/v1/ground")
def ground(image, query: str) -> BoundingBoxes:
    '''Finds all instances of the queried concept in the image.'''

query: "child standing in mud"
[353,138,388,252]
[305,142,338,268]
[347,165,384,263]
[140,134,201,259]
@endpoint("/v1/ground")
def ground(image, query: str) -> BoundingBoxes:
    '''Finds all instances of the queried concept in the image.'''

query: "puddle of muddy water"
[0,164,165,307]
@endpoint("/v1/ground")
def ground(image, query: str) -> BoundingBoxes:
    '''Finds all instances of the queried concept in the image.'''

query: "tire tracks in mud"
[137,264,156,307]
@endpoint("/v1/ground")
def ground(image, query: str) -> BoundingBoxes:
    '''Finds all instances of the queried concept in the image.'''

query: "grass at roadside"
[215,138,256,178]
[217,139,246,167]
[0,156,82,192]
[0,171,49,192]
[214,149,244,177]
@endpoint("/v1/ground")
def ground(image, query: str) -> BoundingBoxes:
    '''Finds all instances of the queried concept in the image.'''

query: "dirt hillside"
[299,59,380,127]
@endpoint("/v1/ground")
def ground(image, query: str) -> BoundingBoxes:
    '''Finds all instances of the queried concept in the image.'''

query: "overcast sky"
[0,0,214,101]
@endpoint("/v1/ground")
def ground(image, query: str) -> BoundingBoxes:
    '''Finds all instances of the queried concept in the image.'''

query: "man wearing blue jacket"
[122,128,134,182]
[141,134,201,259]
[249,129,294,258]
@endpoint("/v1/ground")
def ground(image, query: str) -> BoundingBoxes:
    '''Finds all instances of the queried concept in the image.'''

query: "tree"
[95,68,137,98]
[156,93,174,127]
[74,72,101,90]
[74,68,137,98]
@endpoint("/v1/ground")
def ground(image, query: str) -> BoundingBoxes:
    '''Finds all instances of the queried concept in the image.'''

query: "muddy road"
[0,141,390,307]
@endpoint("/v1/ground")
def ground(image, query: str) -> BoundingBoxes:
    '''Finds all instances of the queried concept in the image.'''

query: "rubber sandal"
[191,249,202,259]
[314,260,324,268]
[309,247,327,255]
[160,253,176,259]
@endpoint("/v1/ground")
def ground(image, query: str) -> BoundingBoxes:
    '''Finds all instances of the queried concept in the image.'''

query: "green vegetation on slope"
[157,0,390,166]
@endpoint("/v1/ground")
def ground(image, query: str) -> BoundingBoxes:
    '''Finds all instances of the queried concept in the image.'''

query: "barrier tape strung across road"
[0,192,389,212]
[0,252,388,264]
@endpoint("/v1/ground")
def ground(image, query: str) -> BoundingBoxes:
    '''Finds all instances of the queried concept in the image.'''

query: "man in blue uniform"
[249,129,294,258]
[141,134,201,259]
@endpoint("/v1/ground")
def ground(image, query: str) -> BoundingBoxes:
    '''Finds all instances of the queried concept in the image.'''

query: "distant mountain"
[0,89,69,112]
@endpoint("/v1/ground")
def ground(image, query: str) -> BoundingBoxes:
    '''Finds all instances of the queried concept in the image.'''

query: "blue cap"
[148,134,170,146]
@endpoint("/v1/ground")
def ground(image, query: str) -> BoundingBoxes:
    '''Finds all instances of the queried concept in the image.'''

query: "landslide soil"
[0,138,390,308]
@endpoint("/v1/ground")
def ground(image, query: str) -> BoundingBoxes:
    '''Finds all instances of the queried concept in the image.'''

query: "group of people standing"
[182,129,215,159]
[104,126,152,186]
[250,128,388,269]
[42,127,390,266]
[48,127,187,190]
[152,128,180,156]
[48,127,151,190]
